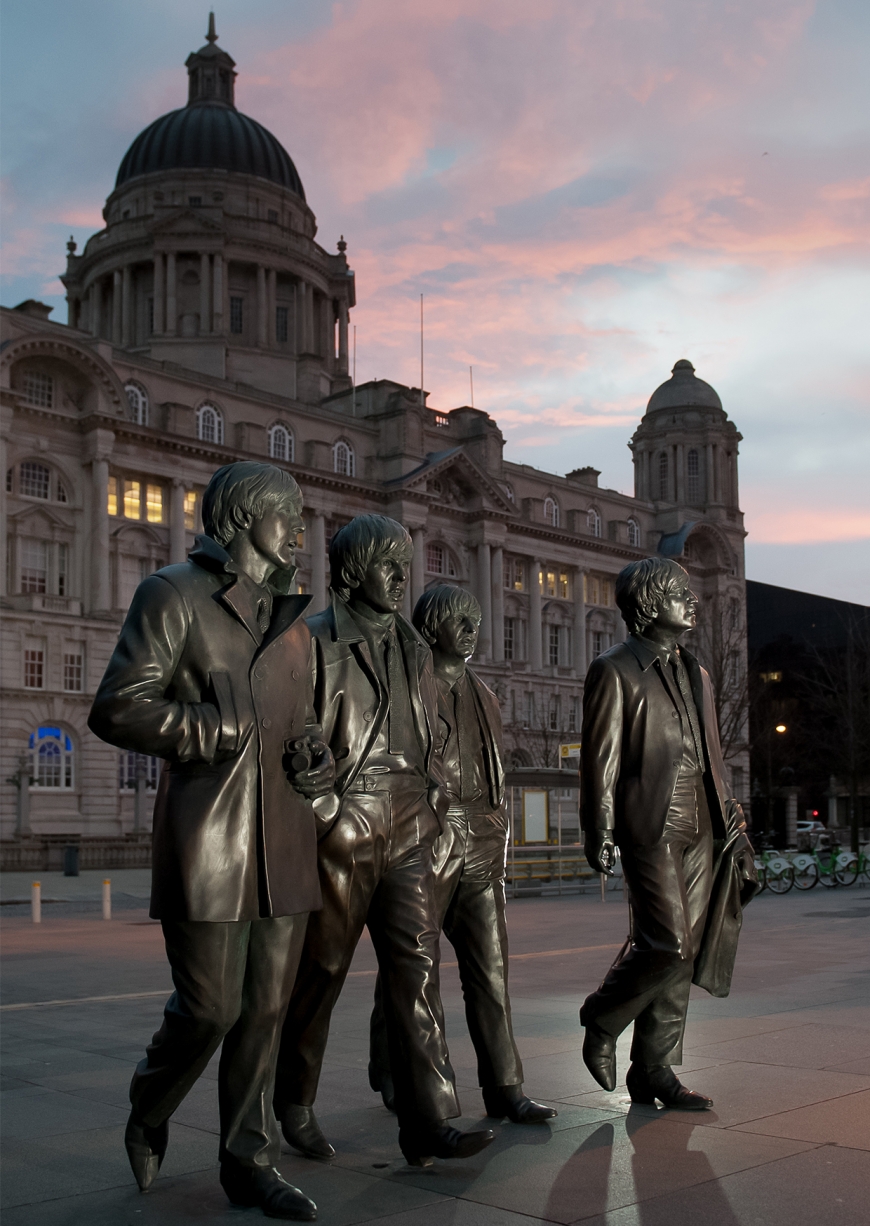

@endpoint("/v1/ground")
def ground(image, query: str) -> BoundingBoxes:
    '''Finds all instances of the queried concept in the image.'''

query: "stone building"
[0,23,749,847]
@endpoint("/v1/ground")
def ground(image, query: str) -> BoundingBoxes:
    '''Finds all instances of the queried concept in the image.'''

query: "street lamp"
[775,724,787,733]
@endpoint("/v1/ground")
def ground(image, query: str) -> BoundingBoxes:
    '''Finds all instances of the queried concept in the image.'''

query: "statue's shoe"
[483,1084,557,1124]
[626,1064,713,1110]
[580,1012,617,1092]
[124,1110,168,1191]
[398,1122,496,1168]
[279,1104,336,1160]
[220,1164,317,1220]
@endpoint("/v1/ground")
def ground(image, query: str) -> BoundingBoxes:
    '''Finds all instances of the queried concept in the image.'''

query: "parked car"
[796,819,827,849]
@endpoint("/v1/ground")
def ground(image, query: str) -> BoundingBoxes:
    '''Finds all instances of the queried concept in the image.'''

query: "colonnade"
[634,440,737,508]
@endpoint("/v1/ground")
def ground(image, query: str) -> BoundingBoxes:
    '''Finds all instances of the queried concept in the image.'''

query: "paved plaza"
[1,873,868,1225]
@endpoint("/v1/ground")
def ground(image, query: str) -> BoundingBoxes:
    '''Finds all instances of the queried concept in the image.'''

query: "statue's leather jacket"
[580,635,736,849]
[88,535,321,922]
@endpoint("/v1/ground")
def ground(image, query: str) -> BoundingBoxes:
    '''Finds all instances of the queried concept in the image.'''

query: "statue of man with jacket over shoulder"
[88,462,334,1222]
[368,584,556,1126]
[579,557,756,1110]
[274,516,495,1168]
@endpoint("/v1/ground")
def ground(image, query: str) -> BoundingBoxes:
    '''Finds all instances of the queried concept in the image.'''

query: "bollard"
[102,878,112,921]
[31,881,42,924]
[600,872,606,903]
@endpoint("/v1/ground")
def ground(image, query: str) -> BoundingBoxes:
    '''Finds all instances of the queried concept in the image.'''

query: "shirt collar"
[627,633,680,671]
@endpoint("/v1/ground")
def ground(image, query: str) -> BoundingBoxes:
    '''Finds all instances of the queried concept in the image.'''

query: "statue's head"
[615,557,697,637]
[202,462,303,575]
[413,584,481,661]
[329,514,413,613]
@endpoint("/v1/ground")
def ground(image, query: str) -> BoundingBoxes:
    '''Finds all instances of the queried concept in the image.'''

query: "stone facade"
[0,25,749,841]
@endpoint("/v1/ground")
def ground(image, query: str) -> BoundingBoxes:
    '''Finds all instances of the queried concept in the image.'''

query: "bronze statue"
[368,584,556,1125]
[580,558,757,1109]
[274,516,495,1166]
[89,462,333,1221]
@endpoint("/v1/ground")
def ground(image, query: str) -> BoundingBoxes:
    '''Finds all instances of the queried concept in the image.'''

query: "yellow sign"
[560,743,581,759]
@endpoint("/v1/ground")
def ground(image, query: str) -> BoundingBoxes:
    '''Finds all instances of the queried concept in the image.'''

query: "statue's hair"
[615,557,690,635]
[413,584,481,644]
[202,462,302,547]
[329,514,412,601]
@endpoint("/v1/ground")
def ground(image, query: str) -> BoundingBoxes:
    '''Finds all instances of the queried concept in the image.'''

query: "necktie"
[670,651,705,767]
[385,629,404,753]
[257,596,271,635]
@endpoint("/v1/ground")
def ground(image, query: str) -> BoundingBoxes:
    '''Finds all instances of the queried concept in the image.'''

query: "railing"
[0,836,152,873]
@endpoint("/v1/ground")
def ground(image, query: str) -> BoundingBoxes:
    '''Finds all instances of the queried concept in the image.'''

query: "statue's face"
[650,576,698,635]
[352,548,411,614]
[247,502,305,574]
[432,610,480,661]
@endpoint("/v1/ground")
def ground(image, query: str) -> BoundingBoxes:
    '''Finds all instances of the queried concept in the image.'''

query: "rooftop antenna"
[206,12,218,43]
[352,325,357,417]
[469,365,474,409]
[420,293,424,407]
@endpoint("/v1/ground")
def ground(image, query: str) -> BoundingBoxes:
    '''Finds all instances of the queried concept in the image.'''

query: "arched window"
[543,496,559,527]
[197,403,224,444]
[658,452,669,500]
[125,382,149,426]
[425,542,458,577]
[29,726,74,789]
[21,369,53,408]
[687,448,701,503]
[268,423,294,462]
[333,440,355,477]
[627,517,640,547]
[587,506,602,538]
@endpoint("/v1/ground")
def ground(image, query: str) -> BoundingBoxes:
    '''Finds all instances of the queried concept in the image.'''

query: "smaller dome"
[646,360,722,414]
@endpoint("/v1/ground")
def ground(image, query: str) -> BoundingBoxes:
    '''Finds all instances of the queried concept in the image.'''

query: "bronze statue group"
[89,462,757,1221]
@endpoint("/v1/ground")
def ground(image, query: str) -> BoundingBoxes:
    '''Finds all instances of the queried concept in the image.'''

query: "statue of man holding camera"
[89,462,333,1221]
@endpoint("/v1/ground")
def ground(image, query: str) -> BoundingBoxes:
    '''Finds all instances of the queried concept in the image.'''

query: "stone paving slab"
[2,888,869,1223]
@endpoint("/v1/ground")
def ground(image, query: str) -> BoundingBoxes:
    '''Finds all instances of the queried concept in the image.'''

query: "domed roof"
[114,18,305,199]
[646,360,722,414]
[115,106,305,197]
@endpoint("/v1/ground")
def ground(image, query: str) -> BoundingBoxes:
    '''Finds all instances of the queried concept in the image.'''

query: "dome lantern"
[185,13,237,108]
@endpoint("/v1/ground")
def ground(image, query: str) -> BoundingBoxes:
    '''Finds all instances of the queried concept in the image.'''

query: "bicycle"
[789,844,856,889]
[830,847,870,888]
[754,848,794,894]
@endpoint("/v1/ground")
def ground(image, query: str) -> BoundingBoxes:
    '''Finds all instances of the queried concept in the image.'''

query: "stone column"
[90,280,102,338]
[121,265,133,347]
[169,480,187,564]
[338,299,349,374]
[529,558,542,671]
[310,512,327,613]
[15,753,31,838]
[476,542,492,661]
[573,567,587,675]
[112,270,122,345]
[152,255,164,335]
[90,457,111,613]
[491,546,504,662]
[411,527,426,607]
[268,269,277,346]
[200,253,211,336]
[257,265,268,348]
[166,253,177,336]
[212,253,224,333]
[676,442,685,504]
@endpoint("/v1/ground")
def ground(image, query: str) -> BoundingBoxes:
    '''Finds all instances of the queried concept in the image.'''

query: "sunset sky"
[2,1,868,601]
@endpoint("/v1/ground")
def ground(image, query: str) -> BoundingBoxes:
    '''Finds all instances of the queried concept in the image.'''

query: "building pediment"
[150,209,226,241]
[8,503,71,532]
[388,447,517,515]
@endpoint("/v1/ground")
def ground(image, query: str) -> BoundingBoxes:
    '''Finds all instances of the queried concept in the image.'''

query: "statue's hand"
[291,741,336,801]
[585,829,616,876]
[427,784,450,824]
[725,797,747,837]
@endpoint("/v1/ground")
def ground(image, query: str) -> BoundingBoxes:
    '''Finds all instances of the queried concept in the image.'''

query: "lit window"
[107,476,119,516]
[145,484,164,523]
[584,574,600,605]
[434,414,450,428]
[22,370,53,407]
[229,297,243,334]
[504,617,515,661]
[587,507,602,538]
[197,404,223,444]
[21,540,48,593]
[30,726,74,789]
[269,424,293,462]
[24,648,44,689]
[559,571,569,599]
[544,496,559,527]
[687,449,701,504]
[427,543,445,574]
[125,382,149,426]
[19,462,51,500]
[118,751,161,791]
[276,306,288,343]
[760,671,783,683]
[658,452,669,499]
[333,441,355,477]
[57,543,68,596]
[123,480,141,519]
[64,652,83,692]
[627,517,640,547]
[508,559,525,591]
[184,490,197,530]
[543,570,556,597]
